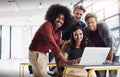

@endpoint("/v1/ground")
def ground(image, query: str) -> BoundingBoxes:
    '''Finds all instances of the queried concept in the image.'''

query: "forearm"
[75,57,81,63]
[57,52,77,64]
[106,50,113,61]
[61,40,70,51]
[58,52,67,63]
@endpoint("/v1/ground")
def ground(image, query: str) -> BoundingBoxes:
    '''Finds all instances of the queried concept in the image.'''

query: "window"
[105,16,119,29]
[1,26,10,59]
[105,3,119,18]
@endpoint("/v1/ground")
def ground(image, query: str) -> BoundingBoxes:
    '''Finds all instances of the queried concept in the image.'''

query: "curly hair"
[45,4,72,31]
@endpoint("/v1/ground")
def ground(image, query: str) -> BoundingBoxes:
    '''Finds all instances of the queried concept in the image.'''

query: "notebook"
[78,47,110,66]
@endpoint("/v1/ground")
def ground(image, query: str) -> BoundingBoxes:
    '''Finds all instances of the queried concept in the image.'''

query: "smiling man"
[62,5,86,41]
[29,4,77,77]
[83,13,119,77]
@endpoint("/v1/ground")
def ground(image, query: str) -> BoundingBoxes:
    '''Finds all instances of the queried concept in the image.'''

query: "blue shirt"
[62,17,86,40]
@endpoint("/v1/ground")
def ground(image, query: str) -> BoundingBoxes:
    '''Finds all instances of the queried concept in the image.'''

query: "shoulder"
[83,27,89,34]
[79,20,85,23]
[97,21,109,29]
[64,45,71,53]
[97,21,112,36]
[39,21,55,34]
[79,20,86,26]
[43,21,52,27]
[42,21,53,29]
[97,22,111,33]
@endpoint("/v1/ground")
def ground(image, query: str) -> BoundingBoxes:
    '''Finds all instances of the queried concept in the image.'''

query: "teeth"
[58,23,61,26]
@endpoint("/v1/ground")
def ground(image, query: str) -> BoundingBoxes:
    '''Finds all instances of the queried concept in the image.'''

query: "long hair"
[45,4,72,31]
[70,26,85,48]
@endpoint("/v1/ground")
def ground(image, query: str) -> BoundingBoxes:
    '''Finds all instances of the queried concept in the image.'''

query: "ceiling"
[0,0,80,26]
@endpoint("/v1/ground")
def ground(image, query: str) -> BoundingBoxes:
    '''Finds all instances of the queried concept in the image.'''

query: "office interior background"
[0,0,120,77]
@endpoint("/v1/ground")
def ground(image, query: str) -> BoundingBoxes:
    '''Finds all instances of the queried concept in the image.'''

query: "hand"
[75,58,81,63]
[60,40,65,46]
[105,60,112,63]
[66,59,78,65]
[103,60,113,64]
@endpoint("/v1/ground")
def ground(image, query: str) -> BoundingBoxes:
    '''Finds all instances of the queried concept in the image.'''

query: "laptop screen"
[78,47,110,66]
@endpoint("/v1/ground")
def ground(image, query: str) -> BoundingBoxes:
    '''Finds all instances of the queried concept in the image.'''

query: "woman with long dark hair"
[63,26,88,77]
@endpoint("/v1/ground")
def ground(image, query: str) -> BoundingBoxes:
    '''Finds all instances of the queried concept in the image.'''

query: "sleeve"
[43,22,61,54]
[99,22,118,52]
[79,20,86,29]
[64,45,71,54]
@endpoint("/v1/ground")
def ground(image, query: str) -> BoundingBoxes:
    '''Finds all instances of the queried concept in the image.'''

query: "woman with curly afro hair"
[29,4,77,77]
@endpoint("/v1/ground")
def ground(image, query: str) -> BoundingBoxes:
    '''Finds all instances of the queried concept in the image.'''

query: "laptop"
[78,47,110,66]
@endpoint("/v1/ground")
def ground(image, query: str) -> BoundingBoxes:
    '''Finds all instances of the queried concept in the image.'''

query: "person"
[48,5,86,77]
[61,5,86,54]
[62,26,88,77]
[83,13,119,77]
[28,4,77,77]
[62,5,86,41]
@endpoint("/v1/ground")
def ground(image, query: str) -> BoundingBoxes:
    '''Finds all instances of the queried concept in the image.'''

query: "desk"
[63,64,120,77]
[19,63,120,77]
[19,63,31,77]
[19,63,56,77]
